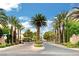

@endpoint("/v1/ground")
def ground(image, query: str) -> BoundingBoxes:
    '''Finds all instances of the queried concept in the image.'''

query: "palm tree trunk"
[65,20,69,43]
[36,27,40,42]
[54,29,56,43]
[19,29,22,43]
[18,29,19,40]
[17,29,19,44]
[58,25,61,44]
[62,23,65,43]
[20,30,21,40]
[55,29,58,43]
[13,27,16,44]
[10,25,13,44]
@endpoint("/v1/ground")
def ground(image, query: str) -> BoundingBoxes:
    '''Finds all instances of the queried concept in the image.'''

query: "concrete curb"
[48,42,79,51]
[0,44,24,51]
[31,44,45,51]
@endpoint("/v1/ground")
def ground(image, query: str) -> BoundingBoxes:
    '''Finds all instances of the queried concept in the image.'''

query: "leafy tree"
[43,31,56,42]
[23,29,33,42]
[65,19,79,41]
[2,26,10,34]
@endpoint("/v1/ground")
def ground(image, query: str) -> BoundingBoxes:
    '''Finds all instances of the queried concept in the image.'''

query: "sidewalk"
[48,42,79,51]
[0,44,24,51]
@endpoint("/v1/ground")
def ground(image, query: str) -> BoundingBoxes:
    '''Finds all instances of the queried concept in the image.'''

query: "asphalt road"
[0,42,79,56]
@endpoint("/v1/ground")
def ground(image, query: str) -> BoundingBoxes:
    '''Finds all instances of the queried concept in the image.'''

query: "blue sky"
[3,3,79,34]
[6,3,73,19]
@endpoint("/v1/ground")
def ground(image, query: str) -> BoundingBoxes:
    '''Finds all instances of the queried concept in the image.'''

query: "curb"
[31,44,45,51]
[48,42,79,51]
[0,44,24,51]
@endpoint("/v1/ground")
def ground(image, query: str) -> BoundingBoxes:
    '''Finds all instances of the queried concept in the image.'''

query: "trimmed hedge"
[34,44,43,47]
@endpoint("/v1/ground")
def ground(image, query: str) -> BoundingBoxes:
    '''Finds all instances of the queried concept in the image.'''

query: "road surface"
[0,42,79,56]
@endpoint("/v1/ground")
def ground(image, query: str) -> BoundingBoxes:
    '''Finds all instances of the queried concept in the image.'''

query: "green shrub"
[65,42,77,48]
[23,37,32,42]
[34,44,43,47]
[0,44,6,48]
[6,43,12,47]
[35,40,42,44]
[0,43,12,48]
[75,41,79,48]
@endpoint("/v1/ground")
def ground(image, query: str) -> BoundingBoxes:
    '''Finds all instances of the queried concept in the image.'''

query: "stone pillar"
[0,36,5,44]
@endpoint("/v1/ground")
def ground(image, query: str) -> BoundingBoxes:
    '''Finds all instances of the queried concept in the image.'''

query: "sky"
[0,3,79,34]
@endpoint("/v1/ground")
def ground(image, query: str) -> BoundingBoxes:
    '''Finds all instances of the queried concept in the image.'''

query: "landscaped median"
[31,43,45,51]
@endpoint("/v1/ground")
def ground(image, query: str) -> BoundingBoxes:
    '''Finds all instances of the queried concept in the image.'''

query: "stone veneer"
[0,36,5,44]
[70,34,79,44]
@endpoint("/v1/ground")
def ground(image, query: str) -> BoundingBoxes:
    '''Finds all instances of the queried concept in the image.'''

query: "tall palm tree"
[12,17,19,44]
[65,7,79,42]
[16,23,23,43]
[19,25,24,43]
[67,7,79,18]
[8,16,19,44]
[0,9,8,42]
[0,9,8,27]
[30,14,47,43]
[53,12,68,43]
[53,18,59,43]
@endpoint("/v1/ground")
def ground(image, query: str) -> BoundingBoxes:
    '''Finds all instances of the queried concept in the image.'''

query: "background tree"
[43,31,56,42]
[23,29,33,42]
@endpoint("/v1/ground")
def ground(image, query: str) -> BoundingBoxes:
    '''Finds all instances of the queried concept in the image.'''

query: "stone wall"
[70,34,79,44]
[0,36,5,44]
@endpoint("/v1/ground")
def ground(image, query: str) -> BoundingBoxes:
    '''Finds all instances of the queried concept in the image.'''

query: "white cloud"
[0,0,21,11]
[22,22,32,28]
[19,16,31,23]
[22,21,36,32]
[0,0,79,5]
[1,0,77,11]
[41,20,53,33]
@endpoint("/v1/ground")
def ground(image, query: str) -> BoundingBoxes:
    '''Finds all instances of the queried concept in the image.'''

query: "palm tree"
[53,12,68,43]
[12,17,19,44]
[8,16,19,44]
[53,18,59,43]
[16,23,23,43]
[19,25,24,43]
[16,24,21,42]
[67,7,79,18]
[0,9,8,27]
[30,14,47,43]
[65,7,79,42]
[0,9,8,42]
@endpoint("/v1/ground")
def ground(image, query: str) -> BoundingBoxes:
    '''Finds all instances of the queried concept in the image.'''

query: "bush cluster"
[65,42,79,48]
